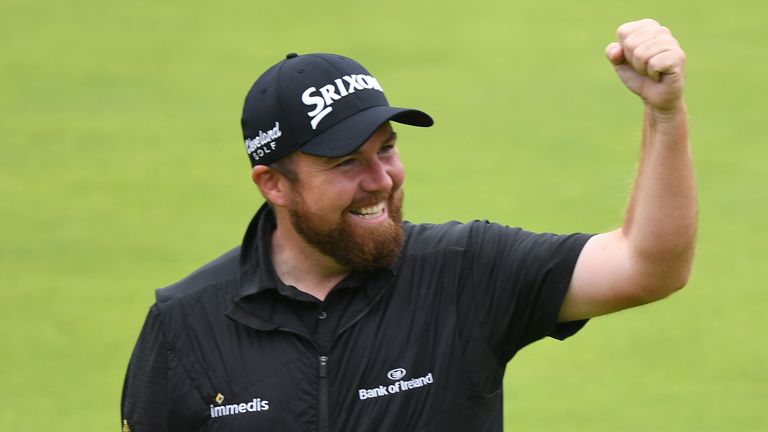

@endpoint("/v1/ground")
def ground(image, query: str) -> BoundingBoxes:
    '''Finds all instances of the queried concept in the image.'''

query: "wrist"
[645,101,687,124]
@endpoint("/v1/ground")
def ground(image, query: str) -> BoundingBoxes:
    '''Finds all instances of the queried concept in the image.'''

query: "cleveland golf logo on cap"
[301,74,384,130]
[244,121,282,162]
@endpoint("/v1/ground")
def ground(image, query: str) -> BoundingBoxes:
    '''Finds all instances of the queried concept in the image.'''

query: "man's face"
[279,123,405,270]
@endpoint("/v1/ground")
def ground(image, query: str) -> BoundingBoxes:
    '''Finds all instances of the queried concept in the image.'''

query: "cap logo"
[301,74,383,130]
[245,121,282,162]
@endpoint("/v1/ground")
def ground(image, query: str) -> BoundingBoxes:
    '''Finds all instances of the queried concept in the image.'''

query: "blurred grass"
[2,0,766,430]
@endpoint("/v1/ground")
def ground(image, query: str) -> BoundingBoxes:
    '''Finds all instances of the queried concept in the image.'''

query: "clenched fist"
[606,19,686,114]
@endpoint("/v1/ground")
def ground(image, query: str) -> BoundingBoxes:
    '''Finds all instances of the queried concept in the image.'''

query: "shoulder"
[403,220,591,266]
[402,220,524,254]
[155,246,242,305]
[402,221,471,255]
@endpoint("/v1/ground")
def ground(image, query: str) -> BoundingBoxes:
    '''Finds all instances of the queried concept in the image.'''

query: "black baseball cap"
[241,52,433,166]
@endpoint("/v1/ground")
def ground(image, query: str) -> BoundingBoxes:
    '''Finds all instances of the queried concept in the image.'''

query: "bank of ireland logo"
[358,367,434,400]
[387,368,406,380]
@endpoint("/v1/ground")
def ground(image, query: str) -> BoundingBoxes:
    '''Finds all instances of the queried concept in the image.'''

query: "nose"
[360,158,394,193]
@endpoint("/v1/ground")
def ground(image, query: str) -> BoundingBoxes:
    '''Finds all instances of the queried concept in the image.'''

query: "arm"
[559,19,697,322]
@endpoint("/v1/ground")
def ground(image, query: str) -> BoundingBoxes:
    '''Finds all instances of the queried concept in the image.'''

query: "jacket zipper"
[273,328,329,431]
[318,355,329,432]
[268,282,390,432]
[314,278,391,430]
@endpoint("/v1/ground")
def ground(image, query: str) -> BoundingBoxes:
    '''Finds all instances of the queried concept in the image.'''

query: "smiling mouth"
[349,202,386,219]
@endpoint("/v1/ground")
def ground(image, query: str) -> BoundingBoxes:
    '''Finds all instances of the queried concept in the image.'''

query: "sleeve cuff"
[549,319,589,340]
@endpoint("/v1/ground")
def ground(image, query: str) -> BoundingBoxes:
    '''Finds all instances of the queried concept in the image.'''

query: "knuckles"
[621,34,682,64]
[632,36,680,59]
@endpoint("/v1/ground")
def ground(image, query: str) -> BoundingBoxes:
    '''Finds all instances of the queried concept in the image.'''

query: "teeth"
[351,202,385,217]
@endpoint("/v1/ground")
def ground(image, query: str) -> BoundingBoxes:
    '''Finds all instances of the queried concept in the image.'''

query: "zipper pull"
[319,355,328,378]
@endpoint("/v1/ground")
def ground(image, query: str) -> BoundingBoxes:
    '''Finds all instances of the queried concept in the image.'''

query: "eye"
[335,157,357,168]
[379,144,396,154]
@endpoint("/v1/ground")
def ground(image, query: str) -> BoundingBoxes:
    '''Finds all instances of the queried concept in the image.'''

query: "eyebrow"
[382,131,398,145]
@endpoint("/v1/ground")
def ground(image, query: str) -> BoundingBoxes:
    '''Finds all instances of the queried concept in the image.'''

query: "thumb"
[612,62,640,87]
[605,42,624,65]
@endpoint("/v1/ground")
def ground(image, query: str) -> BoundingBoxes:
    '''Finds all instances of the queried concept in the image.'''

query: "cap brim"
[299,105,433,158]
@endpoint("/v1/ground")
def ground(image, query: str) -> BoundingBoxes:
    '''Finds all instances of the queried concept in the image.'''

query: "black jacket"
[122,205,590,431]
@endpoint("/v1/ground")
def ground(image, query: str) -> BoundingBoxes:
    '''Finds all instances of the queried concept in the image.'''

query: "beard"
[286,189,404,271]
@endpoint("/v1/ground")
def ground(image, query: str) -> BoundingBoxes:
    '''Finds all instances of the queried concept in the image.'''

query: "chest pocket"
[177,322,319,431]
[202,355,310,431]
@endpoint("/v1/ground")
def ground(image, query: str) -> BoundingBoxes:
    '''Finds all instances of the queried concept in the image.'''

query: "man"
[121,19,696,431]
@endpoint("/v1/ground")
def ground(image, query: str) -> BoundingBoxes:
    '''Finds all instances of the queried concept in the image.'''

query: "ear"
[251,165,290,207]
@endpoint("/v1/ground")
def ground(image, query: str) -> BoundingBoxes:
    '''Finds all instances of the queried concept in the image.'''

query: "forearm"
[622,103,697,290]
[560,19,696,321]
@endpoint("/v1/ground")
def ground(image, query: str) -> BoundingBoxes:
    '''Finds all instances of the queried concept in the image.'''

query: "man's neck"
[269,220,348,301]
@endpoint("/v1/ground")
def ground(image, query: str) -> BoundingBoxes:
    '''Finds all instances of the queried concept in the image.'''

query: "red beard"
[286,189,404,271]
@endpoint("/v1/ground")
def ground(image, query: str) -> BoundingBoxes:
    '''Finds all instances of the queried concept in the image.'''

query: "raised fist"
[606,19,686,113]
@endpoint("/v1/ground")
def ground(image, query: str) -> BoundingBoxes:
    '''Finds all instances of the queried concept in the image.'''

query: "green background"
[2,0,766,430]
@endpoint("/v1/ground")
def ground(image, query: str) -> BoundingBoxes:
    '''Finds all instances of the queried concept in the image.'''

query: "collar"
[236,202,277,297]
[229,203,397,337]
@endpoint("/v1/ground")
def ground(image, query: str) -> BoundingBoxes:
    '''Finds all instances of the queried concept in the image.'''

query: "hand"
[606,19,686,114]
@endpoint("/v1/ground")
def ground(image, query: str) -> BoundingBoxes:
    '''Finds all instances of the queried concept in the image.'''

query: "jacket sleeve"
[121,305,169,431]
